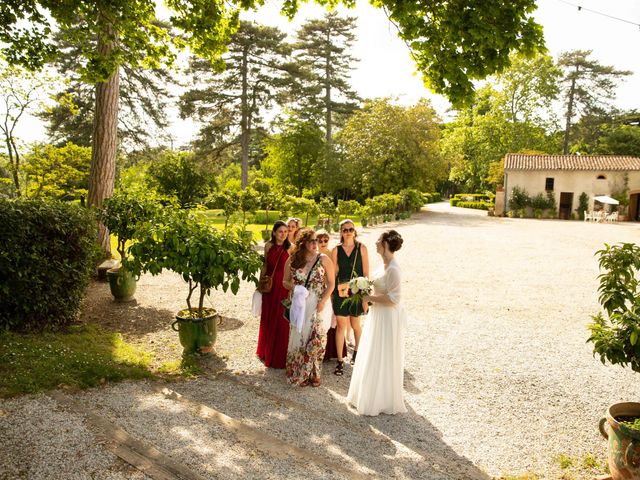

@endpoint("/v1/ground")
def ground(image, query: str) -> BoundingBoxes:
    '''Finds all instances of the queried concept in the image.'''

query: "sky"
[10,0,640,146]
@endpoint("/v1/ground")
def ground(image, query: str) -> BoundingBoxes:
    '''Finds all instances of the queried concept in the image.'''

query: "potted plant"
[99,192,158,302]
[588,243,640,479]
[127,208,262,355]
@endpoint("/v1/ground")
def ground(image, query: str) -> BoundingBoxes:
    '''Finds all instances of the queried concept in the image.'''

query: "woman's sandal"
[311,377,321,387]
[334,360,344,376]
[350,350,357,365]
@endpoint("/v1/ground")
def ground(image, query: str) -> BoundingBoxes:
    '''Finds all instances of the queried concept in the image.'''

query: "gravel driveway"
[2,203,639,479]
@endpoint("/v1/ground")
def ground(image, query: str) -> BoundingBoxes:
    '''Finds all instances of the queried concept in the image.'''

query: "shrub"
[456,201,491,210]
[577,192,589,220]
[0,199,100,331]
[509,186,530,211]
[588,243,640,372]
[450,198,460,207]
[398,188,423,212]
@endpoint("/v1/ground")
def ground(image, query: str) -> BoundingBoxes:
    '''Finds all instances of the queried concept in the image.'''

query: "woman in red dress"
[256,221,291,368]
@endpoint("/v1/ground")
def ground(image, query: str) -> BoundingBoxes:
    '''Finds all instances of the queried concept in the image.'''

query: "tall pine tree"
[293,12,360,146]
[180,21,294,189]
[38,30,173,151]
[558,50,631,154]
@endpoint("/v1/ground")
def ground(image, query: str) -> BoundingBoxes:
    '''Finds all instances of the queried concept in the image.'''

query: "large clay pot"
[171,308,219,355]
[106,267,137,302]
[600,402,640,480]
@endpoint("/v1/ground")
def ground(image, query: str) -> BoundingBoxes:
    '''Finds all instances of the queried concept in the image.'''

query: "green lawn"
[0,325,153,397]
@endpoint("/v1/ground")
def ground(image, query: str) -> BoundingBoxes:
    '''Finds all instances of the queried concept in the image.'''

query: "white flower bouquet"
[340,276,373,309]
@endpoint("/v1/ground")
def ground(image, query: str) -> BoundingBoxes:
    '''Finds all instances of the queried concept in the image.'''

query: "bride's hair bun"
[381,230,403,252]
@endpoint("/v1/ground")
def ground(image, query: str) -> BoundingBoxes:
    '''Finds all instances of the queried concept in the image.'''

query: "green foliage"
[588,243,640,372]
[180,21,292,182]
[399,188,424,212]
[530,192,555,211]
[558,50,632,154]
[22,142,91,200]
[99,191,160,259]
[509,186,530,211]
[337,199,361,218]
[146,150,215,208]
[0,199,99,331]
[126,207,262,314]
[423,192,441,203]
[577,192,589,220]
[337,98,445,198]
[264,117,326,196]
[0,325,153,397]
[595,125,640,157]
[292,12,360,142]
[456,201,491,210]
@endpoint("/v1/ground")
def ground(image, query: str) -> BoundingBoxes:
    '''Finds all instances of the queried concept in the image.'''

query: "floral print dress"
[285,259,328,385]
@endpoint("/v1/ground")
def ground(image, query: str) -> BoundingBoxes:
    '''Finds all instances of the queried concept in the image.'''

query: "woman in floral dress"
[283,228,335,387]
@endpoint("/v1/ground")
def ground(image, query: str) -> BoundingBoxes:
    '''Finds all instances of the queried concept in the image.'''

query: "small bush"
[509,186,530,211]
[456,201,492,210]
[450,198,460,207]
[0,199,100,331]
[577,192,589,220]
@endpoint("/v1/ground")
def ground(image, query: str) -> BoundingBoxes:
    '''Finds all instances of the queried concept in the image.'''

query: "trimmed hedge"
[0,199,100,331]
[456,201,493,210]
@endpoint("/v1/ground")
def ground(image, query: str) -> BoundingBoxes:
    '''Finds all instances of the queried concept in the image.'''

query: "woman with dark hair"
[256,220,291,368]
[283,228,335,386]
[347,230,407,416]
[331,219,369,376]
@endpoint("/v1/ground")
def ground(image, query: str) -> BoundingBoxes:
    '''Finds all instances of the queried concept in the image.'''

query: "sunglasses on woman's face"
[318,238,329,244]
[341,227,355,233]
[307,238,318,243]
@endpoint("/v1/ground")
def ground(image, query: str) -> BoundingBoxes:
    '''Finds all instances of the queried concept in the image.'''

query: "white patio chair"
[584,211,593,222]
[606,212,618,223]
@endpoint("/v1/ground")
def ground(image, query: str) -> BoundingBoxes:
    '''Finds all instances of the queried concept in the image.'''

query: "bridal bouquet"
[340,276,374,309]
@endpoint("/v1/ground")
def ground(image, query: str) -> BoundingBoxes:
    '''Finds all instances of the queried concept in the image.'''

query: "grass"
[0,324,154,398]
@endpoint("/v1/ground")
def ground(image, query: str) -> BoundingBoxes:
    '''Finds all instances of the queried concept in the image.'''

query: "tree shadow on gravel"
[81,280,175,336]
[165,365,492,480]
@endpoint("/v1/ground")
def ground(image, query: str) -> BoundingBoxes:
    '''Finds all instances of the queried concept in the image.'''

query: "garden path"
[2,202,640,479]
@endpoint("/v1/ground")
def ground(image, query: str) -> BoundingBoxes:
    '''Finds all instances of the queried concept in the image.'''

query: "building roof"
[504,154,640,171]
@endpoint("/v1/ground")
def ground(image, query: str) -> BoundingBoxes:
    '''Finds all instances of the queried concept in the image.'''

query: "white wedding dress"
[347,258,407,416]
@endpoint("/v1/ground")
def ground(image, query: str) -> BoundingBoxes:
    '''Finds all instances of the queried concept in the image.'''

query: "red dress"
[256,244,290,368]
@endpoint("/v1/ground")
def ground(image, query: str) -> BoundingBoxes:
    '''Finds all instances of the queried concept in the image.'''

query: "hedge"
[0,199,100,331]
[456,201,493,210]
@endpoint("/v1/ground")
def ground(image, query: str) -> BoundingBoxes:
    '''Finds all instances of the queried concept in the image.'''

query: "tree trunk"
[562,75,577,155]
[5,137,20,196]
[240,46,249,190]
[88,18,120,255]
[324,30,332,146]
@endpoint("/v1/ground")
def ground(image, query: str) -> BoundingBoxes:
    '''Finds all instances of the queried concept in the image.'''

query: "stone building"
[495,154,640,220]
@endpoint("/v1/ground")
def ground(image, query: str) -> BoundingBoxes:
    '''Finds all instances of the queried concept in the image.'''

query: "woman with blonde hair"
[286,217,302,247]
[331,219,369,376]
[283,228,335,386]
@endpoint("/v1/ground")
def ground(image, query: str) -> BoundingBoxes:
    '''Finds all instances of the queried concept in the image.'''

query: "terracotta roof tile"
[504,154,640,171]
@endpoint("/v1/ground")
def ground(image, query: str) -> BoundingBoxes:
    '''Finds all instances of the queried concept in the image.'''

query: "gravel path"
[2,203,639,479]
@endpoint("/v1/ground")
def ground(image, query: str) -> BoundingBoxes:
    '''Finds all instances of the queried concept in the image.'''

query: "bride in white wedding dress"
[347,230,407,416]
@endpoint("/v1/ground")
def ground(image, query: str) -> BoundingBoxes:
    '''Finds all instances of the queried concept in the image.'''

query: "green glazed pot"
[106,267,137,302]
[171,308,219,355]
[600,402,640,480]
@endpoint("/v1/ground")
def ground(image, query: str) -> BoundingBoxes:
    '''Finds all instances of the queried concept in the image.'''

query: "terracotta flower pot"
[600,402,640,480]
[171,308,219,355]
